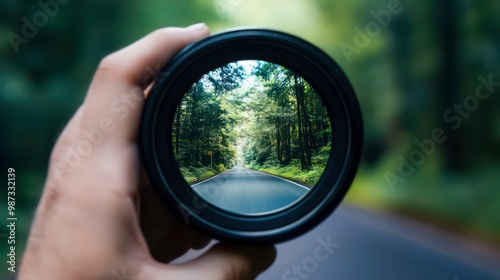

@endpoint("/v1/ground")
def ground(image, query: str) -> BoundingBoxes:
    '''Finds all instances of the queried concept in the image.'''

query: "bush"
[200,169,216,179]
[180,167,196,183]
[179,165,223,184]
[216,163,226,173]
[245,148,332,187]
[249,160,327,188]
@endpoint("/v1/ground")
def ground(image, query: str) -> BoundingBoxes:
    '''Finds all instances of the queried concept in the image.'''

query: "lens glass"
[173,60,332,215]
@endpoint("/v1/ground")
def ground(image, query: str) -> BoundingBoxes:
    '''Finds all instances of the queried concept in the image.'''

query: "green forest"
[173,61,331,186]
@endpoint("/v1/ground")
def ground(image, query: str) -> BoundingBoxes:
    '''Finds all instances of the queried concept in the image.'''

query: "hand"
[19,23,276,280]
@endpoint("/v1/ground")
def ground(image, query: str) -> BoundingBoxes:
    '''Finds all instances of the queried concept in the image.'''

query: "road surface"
[173,204,500,279]
[192,166,309,214]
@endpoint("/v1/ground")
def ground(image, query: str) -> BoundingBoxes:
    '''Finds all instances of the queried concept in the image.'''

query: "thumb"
[81,24,210,145]
[150,244,276,280]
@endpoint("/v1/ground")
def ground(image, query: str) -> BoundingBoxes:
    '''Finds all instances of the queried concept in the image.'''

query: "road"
[173,204,500,279]
[192,166,309,214]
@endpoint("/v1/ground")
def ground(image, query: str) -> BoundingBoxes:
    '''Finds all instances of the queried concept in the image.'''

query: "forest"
[173,61,331,186]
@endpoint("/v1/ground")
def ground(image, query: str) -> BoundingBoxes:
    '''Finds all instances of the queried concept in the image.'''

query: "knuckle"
[95,53,123,79]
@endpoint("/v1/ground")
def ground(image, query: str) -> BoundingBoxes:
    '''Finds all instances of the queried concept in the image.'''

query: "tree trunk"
[294,74,306,170]
[175,104,181,156]
[276,118,282,165]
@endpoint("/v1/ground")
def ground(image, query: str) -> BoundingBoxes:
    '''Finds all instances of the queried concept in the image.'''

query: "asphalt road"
[192,166,309,214]
[173,204,500,279]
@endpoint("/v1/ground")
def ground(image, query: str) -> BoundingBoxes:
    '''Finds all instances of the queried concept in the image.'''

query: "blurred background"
[1,0,499,278]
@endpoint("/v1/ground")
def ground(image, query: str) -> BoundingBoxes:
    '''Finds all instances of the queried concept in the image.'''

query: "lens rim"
[140,28,363,244]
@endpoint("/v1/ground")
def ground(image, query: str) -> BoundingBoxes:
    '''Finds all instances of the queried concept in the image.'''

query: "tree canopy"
[173,61,331,186]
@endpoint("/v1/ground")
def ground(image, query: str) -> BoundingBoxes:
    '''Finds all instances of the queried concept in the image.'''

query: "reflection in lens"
[172,60,332,215]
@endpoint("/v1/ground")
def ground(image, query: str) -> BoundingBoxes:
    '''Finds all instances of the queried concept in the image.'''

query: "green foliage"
[174,61,330,185]
[216,163,226,173]
[180,166,220,184]
[241,62,331,172]
[250,148,329,187]
[173,62,245,170]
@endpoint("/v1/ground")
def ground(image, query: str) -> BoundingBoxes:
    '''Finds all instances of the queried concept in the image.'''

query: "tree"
[173,62,245,169]
[246,61,331,170]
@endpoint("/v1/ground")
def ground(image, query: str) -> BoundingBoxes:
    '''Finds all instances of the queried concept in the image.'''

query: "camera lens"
[140,28,363,244]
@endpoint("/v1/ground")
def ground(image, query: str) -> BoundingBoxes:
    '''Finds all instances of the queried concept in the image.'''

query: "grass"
[247,143,330,187]
[250,162,325,187]
[179,164,226,184]
[248,147,330,187]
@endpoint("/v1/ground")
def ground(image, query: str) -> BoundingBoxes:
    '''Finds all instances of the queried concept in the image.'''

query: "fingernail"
[187,23,207,31]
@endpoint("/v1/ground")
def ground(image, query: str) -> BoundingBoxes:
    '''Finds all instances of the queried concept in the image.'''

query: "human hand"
[19,23,276,280]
